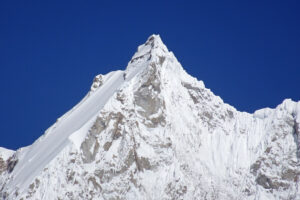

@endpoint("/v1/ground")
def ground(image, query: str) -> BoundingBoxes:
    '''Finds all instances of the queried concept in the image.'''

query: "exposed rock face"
[1,35,300,200]
[0,158,6,175]
[0,147,15,199]
[0,148,14,175]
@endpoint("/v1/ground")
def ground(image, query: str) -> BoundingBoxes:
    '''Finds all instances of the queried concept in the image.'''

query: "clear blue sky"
[1,1,299,150]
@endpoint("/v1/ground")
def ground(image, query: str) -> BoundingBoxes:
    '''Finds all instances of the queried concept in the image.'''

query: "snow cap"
[129,34,169,64]
[144,34,168,51]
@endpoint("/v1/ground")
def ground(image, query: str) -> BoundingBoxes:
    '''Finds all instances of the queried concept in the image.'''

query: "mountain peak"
[129,34,169,66]
[2,35,300,200]
[145,34,166,50]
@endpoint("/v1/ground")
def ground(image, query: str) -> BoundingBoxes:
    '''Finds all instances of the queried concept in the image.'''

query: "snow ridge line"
[6,64,146,195]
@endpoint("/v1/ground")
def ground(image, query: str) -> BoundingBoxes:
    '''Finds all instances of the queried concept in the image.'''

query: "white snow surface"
[1,34,300,200]
[6,58,147,193]
[0,147,14,161]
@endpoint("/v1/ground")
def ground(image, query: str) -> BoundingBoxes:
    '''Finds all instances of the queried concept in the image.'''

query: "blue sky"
[0,0,299,149]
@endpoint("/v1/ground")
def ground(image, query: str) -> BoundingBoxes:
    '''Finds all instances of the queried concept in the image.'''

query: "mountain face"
[1,35,300,200]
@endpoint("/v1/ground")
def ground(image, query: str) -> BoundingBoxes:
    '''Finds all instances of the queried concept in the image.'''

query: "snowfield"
[1,35,300,200]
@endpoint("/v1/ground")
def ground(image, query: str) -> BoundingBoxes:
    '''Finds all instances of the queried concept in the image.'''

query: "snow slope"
[4,35,163,196]
[0,148,14,161]
[6,64,148,194]
[1,35,300,200]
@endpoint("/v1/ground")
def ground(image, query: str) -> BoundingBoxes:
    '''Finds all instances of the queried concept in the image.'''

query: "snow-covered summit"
[127,34,168,70]
[1,35,300,200]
